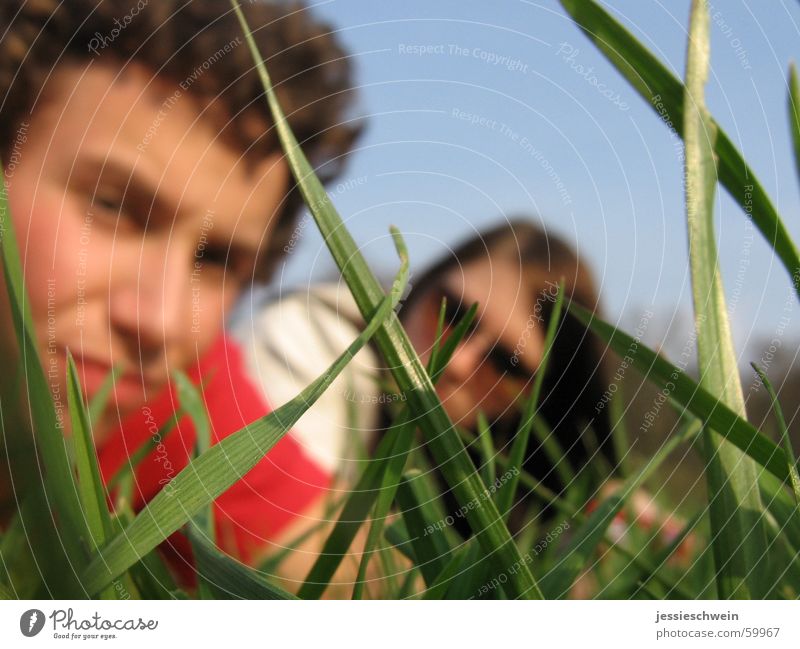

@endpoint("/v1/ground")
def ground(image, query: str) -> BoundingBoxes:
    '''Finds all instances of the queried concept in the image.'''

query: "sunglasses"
[436,289,532,382]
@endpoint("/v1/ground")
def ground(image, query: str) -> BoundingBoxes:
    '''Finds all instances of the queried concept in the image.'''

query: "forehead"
[32,59,287,240]
[441,255,526,315]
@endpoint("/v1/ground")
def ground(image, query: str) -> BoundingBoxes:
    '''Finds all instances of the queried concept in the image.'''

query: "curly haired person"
[0,0,371,593]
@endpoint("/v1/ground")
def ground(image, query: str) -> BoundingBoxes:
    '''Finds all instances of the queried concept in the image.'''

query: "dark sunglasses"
[436,289,531,382]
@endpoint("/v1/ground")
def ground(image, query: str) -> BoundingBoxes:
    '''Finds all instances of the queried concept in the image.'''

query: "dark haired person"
[400,218,618,536]
[0,0,364,587]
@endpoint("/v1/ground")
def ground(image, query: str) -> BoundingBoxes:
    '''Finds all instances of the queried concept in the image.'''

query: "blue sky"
[265,0,800,365]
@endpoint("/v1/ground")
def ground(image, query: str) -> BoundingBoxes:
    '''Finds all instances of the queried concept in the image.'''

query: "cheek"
[401,310,434,362]
[7,186,79,319]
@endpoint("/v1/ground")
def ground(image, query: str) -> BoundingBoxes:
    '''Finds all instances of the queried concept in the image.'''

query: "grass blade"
[350,418,415,599]
[187,523,298,600]
[298,416,412,599]
[67,349,122,604]
[497,284,565,519]
[568,302,789,482]
[396,470,454,587]
[558,0,800,301]
[66,350,113,550]
[538,417,699,598]
[684,0,769,599]
[0,164,87,594]
[475,412,496,487]
[751,363,800,507]
[81,230,408,595]
[790,63,800,188]
[232,1,542,599]
[174,370,215,542]
[88,364,123,429]
[299,301,478,598]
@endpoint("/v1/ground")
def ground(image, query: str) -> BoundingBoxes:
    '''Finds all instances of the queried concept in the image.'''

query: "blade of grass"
[475,413,496,487]
[299,419,412,599]
[395,470,455,587]
[66,350,113,550]
[88,364,123,429]
[398,419,700,600]
[421,543,471,599]
[256,489,349,574]
[632,510,704,598]
[0,503,40,599]
[351,293,454,599]
[684,0,769,599]
[0,165,88,580]
[558,0,800,302]
[572,303,800,591]
[448,286,566,600]
[568,302,789,481]
[66,351,121,600]
[81,229,408,595]
[106,409,183,495]
[186,523,298,600]
[350,419,416,600]
[497,284,565,519]
[609,383,631,478]
[298,301,478,599]
[110,504,177,600]
[790,63,800,188]
[174,368,215,562]
[538,416,700,598]
[231,2,541,599]
[175,369,215,599]
[751,363,800,507]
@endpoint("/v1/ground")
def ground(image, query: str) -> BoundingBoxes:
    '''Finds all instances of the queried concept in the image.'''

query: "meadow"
[0,0,798,600]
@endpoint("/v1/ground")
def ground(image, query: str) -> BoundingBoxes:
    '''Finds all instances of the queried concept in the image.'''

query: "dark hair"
[0,0,362,281]
[401,217,618,535]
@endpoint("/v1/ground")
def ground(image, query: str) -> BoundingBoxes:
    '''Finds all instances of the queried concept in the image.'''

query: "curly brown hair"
[0,0,362,281]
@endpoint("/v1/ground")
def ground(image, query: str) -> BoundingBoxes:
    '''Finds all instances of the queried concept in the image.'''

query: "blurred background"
[237,0,800,497]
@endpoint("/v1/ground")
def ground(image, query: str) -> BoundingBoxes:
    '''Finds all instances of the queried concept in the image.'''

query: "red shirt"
[97,331,331,583]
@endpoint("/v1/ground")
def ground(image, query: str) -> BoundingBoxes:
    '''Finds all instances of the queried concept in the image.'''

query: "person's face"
[1,61,289,442]
[403,255,546,429]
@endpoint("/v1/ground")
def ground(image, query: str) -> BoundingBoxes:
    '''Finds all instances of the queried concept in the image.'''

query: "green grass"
[0,0,798,599]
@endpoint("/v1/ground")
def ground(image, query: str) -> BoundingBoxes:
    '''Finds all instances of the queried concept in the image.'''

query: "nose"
[446,333,485,383]
[108,237,191,365]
